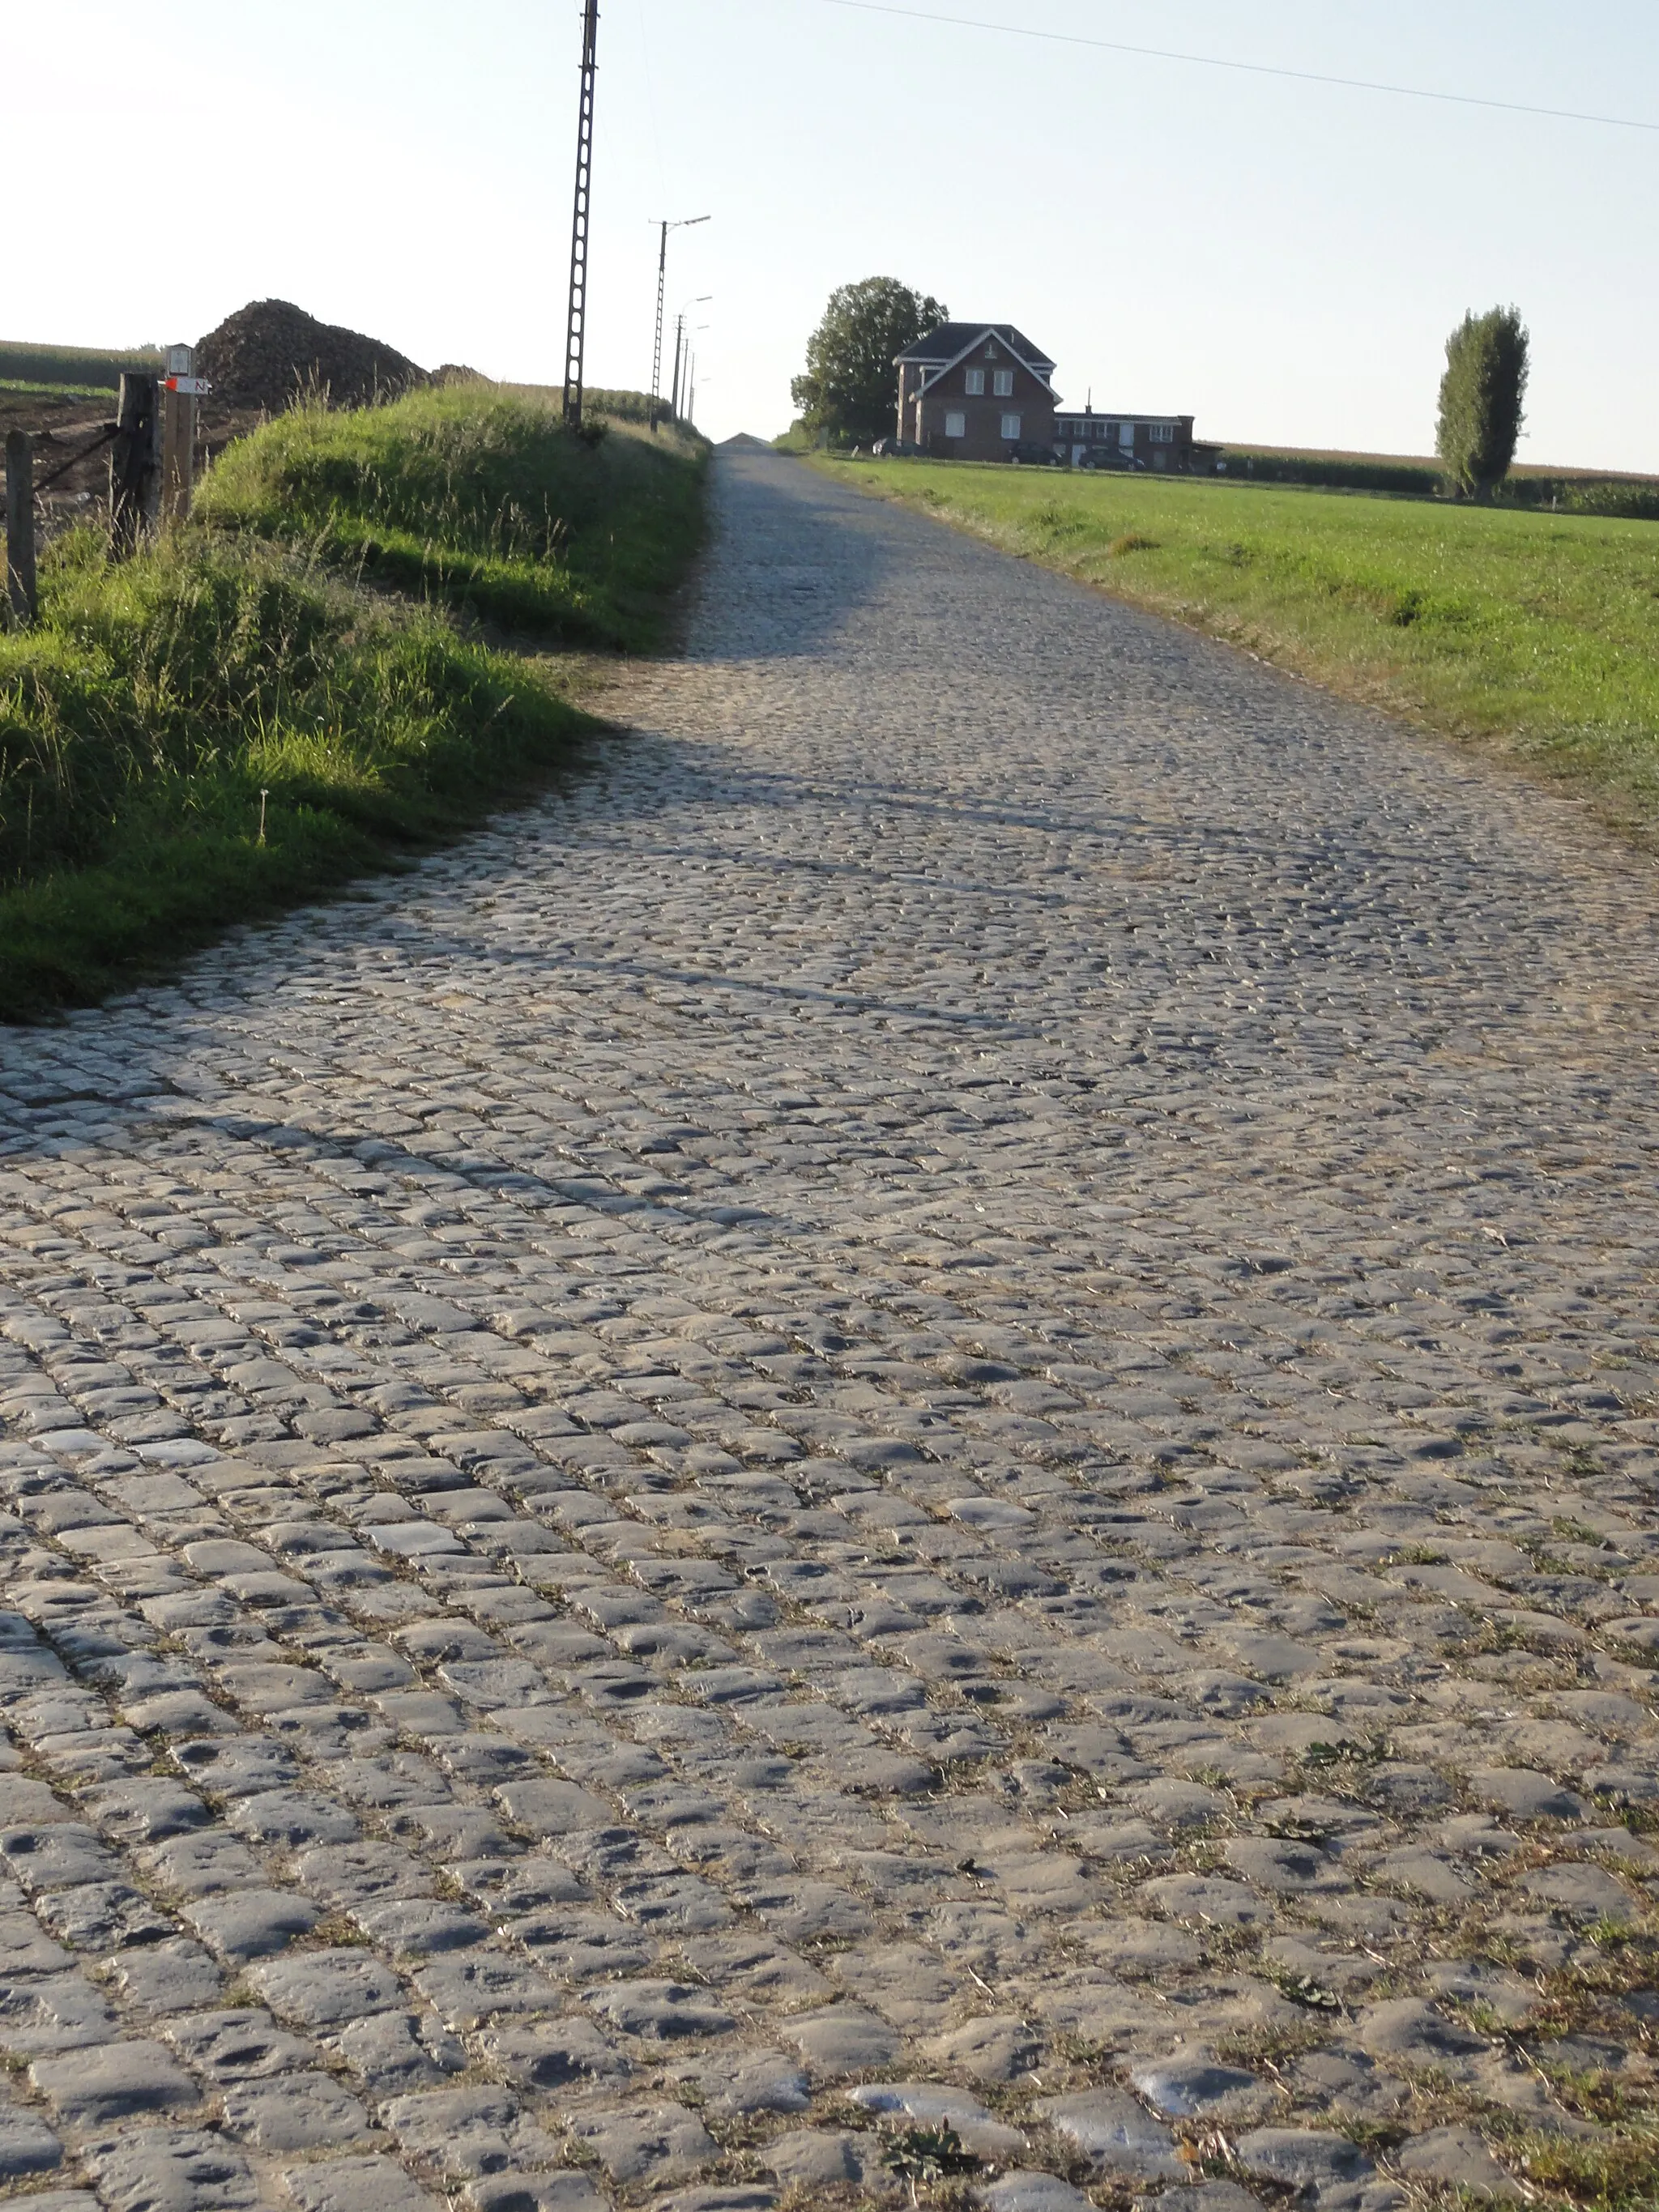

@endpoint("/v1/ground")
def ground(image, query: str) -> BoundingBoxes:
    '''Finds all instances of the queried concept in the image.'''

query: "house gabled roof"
[896,322,1055,369]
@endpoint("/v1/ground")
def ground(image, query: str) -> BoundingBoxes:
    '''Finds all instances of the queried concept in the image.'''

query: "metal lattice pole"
[650,223,668,432]
[563,0,599,428]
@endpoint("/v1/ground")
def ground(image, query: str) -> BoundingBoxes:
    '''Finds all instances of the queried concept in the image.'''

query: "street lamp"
[649,216,709,430]
[671,296,710,422]
[687,327,710,429]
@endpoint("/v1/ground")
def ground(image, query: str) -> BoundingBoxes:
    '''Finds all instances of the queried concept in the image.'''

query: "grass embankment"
[823,458,1659,834]
[0,385,706,1018]
[198,382,702,647]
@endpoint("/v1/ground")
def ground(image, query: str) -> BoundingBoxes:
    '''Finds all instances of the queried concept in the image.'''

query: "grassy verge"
[0,387,706,1019]
[197,381,706,648]
[818,456,1659,836]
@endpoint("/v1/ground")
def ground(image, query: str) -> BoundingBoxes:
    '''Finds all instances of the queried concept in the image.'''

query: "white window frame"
[1000,411,1021,441]
[964,369,985,396]
[944,410,966,438]
[992,369,1014,397]
[1149,421,1175,442]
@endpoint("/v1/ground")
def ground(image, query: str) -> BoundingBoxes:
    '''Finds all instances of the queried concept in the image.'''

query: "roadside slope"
[0,386,706,1019]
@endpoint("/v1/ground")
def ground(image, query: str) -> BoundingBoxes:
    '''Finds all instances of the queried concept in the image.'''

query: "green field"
[822,456,1659,835]
[0,386,706,1019]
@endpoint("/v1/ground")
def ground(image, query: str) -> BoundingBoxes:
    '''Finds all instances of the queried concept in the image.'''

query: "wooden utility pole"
[5,431,36,627]
[111,372,162,553]
[562,0,600,428]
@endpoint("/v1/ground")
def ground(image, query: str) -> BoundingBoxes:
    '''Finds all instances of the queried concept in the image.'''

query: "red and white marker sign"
[163,377,213,396]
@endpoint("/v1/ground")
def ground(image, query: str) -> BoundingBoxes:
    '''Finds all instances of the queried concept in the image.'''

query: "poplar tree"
[1436,306,1529,500]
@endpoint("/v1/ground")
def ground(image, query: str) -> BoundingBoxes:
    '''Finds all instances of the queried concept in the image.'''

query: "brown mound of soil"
[432,364,493,386]
[195,300,427,414]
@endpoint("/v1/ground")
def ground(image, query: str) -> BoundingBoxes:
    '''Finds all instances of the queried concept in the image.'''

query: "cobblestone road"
[0,446,1656,2212]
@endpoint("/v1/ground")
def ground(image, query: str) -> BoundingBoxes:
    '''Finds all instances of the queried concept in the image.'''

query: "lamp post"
[687,330,710,430]
[671,296,710,422]
[649,216,709,429]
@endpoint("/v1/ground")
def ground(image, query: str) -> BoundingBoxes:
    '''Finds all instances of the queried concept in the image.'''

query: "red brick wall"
[915,339,1056,459]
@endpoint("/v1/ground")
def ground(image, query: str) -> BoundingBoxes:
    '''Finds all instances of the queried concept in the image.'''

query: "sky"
[12,2,1659,467]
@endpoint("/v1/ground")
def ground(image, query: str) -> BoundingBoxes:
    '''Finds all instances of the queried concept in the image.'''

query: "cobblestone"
[0,446,1655,2206]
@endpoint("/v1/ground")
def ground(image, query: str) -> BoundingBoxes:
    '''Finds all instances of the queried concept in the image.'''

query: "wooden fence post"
[5,430,36,627]
[111,373,162,554]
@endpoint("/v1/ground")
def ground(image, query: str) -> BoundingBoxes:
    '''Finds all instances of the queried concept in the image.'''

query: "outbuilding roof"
[895,322,1056,371]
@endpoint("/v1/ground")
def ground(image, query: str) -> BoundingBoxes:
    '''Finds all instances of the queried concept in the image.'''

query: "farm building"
[894,322,1200,468]
[1053,403,1197,472]
[894,324,1058,461]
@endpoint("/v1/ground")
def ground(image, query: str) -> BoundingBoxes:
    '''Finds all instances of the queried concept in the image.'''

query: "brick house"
[894,323,1059,460]
[1053,403,1197,471]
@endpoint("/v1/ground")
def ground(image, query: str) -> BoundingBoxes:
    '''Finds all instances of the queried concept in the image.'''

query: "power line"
[811,0,1659,135]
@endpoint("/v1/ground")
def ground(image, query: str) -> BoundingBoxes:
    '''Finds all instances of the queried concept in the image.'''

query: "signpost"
[160,343,210,525]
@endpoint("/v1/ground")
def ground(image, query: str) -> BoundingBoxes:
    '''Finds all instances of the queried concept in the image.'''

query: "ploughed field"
[0,448,1654,2212]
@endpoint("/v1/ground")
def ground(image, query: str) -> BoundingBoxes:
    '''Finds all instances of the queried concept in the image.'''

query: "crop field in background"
[825,455,1659,837]
[0,387,706,1018]
[0,339,164,390]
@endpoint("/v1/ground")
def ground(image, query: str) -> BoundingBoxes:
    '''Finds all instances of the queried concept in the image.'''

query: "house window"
[945,410,966,438]
[1000,412,1021,441]
[1149,422,1175,442]
[993,369,1014,397]
[965,369,984,395]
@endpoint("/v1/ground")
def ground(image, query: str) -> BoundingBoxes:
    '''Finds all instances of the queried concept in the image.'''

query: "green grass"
[0,388,706,1018]
[196,381,706,648]
[0,340,164,390]
[0,380,119,403]
[821,456,1659,833]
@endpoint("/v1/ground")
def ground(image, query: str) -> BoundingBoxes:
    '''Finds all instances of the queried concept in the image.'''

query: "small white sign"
[163,377,213,396]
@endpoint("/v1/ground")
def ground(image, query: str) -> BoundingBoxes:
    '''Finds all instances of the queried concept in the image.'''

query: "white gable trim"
[916,327,1056,400]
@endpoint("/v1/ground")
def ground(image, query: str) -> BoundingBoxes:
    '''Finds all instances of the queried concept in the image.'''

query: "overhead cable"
[811,0,1659,134]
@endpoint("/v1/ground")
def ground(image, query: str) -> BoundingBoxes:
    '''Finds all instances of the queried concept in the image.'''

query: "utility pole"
[647,216,709,430]
[562,0,600,429]
[670,295,710,424]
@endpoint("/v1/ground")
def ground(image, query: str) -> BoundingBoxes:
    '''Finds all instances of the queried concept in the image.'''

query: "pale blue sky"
[15,2,1657,466]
